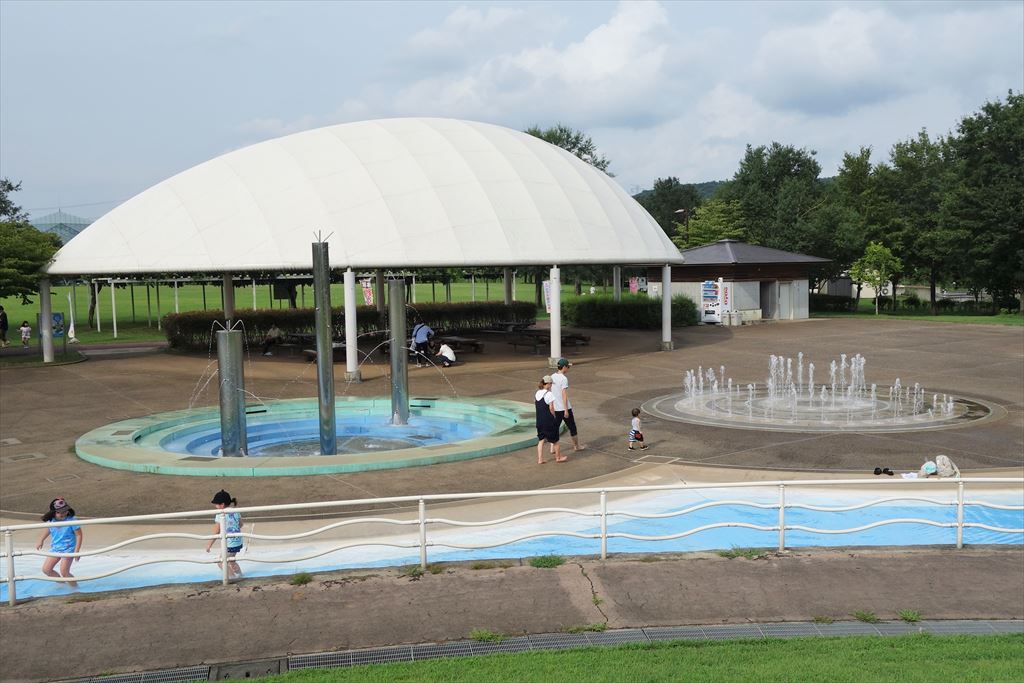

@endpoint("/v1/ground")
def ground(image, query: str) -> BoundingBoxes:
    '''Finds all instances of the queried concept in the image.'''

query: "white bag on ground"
[935,454,960,478]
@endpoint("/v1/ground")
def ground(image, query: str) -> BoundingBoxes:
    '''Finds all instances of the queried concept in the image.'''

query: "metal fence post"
[600,491,608,561]
[956,481,965,549]
[5,530,15,606]
[219,513,229,586]
[778,484,786,552]
[419,499,427,569]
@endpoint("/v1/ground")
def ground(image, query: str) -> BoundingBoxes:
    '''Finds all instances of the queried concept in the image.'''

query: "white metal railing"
[2,477,1021,605]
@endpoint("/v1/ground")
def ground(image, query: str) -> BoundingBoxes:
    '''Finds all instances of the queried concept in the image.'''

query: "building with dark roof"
[650,239,830,323]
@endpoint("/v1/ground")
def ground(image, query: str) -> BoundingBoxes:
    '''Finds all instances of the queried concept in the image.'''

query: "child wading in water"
[36,497,83,588]
[628,407,648,451]
[205,489,244,578]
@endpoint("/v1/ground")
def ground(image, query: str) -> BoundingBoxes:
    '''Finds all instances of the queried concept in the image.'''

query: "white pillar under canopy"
[110,279,118,339]
[661,264,673,351]
[343,268,361,382]
[549,265,561,366]
[503,268,513,305]
[40,278,54,362]
[613,265,622,302]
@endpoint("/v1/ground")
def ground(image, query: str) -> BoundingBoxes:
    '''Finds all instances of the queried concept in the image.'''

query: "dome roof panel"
[47,118,682,275]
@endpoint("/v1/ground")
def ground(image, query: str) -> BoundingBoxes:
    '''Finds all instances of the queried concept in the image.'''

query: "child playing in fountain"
[628,407,648,451]
[36,497,83,588]
[205,489,244,578]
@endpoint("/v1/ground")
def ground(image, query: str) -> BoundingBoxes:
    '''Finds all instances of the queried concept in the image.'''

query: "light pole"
[674,208,691,245]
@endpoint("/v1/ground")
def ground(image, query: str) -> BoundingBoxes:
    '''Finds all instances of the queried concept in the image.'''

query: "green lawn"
[812,310,1023,326]
[263,634,1023,683]
[0,278,601,345]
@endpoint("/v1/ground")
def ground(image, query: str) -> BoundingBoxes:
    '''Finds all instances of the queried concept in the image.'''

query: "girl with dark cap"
[205,490,244,578]
[36,497,83,588]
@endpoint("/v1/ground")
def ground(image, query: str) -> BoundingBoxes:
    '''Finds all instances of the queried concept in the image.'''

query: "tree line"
[633,92,1023,314]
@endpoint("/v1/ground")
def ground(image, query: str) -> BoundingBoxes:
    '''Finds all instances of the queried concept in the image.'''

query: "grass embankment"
[263,634,1023,683]
[813,299,1022,326]
[0,279,591,346]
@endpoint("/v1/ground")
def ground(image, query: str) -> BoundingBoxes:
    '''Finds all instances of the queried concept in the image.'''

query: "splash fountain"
[642,352,1001,433]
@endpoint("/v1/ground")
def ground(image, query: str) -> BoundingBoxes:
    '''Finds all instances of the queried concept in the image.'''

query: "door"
[759,281,777,319]
[779,281,793,320]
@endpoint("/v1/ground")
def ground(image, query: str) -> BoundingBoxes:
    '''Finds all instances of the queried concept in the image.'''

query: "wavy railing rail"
[2,477,1022,605]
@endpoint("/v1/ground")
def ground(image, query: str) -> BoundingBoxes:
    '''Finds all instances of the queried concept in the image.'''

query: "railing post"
[777,484,786,552]
[956,481,965,549]
[5,530,15,606]
[419,499,427,569]
[219,513,229,586]
[600,491,608,561]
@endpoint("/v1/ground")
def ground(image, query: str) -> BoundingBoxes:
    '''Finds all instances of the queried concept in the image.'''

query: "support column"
[94,280,101,332]
[375,269,385,314]
[110,279,118,339]
[130,284,136,322]
[411,273,416,304]
[222,273,235,324]
[661,264,674,351]
[313,243,337,454]
[549,265,562,367]
[389,279,409,425]
[216,329,247,456]
[503,267,513,305]
[40,278,54,363]
[613,266,622,302]
[173,280,180,313]
[155,283,161,330]
[343,268,361,382]
[252,278,257,309]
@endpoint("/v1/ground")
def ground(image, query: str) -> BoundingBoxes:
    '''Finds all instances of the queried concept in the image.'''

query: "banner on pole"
[360,279,374,306]
[542,280,552,313]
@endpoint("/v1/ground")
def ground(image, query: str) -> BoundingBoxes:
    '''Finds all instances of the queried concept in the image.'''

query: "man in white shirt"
[550,358,585,452]
[434,342,456,367]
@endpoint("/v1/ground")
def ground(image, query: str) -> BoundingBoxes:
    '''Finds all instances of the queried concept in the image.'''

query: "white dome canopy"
[47,118,682,275]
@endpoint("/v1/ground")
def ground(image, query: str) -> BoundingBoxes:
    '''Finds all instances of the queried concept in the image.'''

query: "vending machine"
[701,280,722,323]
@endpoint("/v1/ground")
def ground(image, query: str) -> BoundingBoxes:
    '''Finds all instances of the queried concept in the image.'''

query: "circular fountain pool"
[643,353,1003,433]
[76,397,536,476]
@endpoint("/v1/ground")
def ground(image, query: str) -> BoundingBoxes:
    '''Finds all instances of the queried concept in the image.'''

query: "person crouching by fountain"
[205,490,244,578]
[535,376,565,464]
[434,342,456,368]
[36,497,83,588]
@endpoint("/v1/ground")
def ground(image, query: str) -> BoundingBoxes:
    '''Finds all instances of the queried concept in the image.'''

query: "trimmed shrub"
[163,301,536,351]
[809,293,857,312]
[562,294,698,329]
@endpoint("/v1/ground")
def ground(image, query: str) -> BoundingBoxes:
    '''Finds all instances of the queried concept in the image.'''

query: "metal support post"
[600,490,608,560]
[312,243,337,454]
[219,513,229,586]
[5,530,16,606]
[778,484,786,551]
[216,329,247,456]
[222,273,235,325]
[956,481,965,549]
[389,279,409,425]
[613,265,621,302]
[110,279,118,339]
[419,499,427,569]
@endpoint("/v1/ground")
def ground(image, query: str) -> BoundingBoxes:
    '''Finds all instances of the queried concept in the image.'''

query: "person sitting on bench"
[434,342,456,368]
[262,324,283,356]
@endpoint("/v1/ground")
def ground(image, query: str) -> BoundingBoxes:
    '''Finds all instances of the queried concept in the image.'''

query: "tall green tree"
[672,198,745,249]
[849,242,902,314]
[716,143,823,249]
[878,130,961,313]
[944,91,1023,312]
[0,178,61,303]
[524,124,611,174]
[636,177,702,240]
[0,178,29,222]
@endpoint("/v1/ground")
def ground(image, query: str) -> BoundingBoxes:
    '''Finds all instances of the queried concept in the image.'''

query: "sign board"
[36,312,65,338]
[360,279,374,306]
[542,280,552,313]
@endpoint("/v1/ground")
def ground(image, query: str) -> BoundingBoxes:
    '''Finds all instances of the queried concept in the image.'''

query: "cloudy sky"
[1,0,1021,220]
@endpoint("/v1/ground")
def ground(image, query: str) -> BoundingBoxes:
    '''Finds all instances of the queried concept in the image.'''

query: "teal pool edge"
[76,397,537,477]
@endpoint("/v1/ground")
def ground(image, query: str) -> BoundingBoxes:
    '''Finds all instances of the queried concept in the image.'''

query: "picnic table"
[487,320,535,333]
[507,331,589,355]
[301,342,346,363]
[436,335,485,353]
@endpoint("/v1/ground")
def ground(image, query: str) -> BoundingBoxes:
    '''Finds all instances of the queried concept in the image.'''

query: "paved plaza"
[1,318,1021,519]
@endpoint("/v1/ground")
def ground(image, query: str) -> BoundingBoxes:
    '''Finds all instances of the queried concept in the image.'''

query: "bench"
[437,335,485,353]
[301,342,347,363]
[507,336,586,355]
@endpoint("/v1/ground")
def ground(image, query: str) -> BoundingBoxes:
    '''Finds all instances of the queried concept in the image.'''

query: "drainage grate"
[2,452,46,463]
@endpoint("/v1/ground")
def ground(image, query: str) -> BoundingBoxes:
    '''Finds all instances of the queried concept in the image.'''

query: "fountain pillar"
[222,273,235,325]
[343,268,361,382]
[661,264,674,351]
[216,329,247,456]
[313,242,337,454]
[389,279,410,425]
[374,269,385,314]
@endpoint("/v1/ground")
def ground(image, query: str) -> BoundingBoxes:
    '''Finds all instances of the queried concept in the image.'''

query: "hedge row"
[562,295,699,329]
[809,293,857,312]
[163,301,537,351]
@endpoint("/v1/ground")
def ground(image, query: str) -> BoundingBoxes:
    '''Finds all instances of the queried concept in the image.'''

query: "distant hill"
[632,180,727,203]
